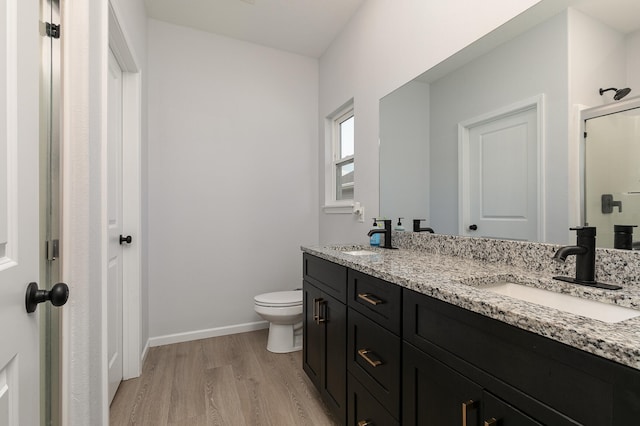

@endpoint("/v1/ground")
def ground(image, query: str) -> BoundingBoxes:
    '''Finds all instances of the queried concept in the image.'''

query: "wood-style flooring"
[109,329,337,425]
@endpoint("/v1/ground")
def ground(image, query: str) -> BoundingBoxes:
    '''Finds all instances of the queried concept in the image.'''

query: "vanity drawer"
[348,309,401,418]
[303,253,347,303]
[348,373,399,426]
[348,269,402,335]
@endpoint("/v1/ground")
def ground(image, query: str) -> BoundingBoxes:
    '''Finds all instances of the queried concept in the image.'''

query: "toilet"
[254,290,303,353]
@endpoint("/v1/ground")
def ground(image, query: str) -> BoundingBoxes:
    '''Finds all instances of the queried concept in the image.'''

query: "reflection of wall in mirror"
[379,81,430,222]
[627,31,640,92]
[585,111,640,249]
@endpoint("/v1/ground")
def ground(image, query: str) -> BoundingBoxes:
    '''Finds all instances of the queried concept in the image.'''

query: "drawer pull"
[357,348,383,367]
[312,298,318,322]
[462,400,478,426]
[358,293,384,306]
[484,418,497,426]
[313,298,326,324]
[317,299,327,324]
[357,420,373,426]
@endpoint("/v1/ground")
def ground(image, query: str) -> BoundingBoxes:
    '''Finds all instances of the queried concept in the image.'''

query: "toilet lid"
[254,290,302,307]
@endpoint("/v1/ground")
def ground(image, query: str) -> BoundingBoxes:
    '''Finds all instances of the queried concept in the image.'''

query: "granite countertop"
[301,244,640,371]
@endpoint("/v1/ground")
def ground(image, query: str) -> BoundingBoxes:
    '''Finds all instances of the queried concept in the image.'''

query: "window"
[335,111,354,200]
[325,102,355,211]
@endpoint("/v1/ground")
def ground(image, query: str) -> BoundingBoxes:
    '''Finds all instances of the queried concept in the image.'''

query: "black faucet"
[553,227,621,290]
[367,219,396,249]
[413,219,434,233]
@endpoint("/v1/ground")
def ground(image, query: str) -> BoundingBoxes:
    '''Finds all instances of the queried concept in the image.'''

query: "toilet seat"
[254,290,302,308]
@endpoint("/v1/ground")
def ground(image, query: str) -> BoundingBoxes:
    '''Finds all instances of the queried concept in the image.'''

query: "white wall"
[318,0,541,245]
[147,20,318,341]
[429,11,568,241]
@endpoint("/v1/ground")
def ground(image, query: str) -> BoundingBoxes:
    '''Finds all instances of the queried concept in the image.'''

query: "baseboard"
[140,339,150,365]
[148,320,269,348]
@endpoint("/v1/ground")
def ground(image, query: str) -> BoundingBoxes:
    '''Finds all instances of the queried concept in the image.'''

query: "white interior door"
[463,106,539,241]
[0,0,42,424]
[107,49,124,404]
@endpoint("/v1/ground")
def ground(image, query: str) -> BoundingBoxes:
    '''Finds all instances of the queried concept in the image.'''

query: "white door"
[0,0,43,424]
[463,107,539,241]
[107,49,124,404]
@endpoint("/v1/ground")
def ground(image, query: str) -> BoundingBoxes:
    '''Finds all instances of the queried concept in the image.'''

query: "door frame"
[60,1,141,423]
[458,94,545,240]
[107,1,142,382]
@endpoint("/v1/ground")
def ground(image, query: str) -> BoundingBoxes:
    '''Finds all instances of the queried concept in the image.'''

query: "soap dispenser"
[370,218,381,247]
[395,217,405,232]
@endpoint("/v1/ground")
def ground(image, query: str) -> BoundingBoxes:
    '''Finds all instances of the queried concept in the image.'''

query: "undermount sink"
[484,282,640,324]
[342,250,378,256]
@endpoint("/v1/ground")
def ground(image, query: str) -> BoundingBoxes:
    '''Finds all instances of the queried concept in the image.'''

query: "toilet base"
[266,321,302,353]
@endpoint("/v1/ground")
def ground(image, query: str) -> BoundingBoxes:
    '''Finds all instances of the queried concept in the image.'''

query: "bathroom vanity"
[301,233,640,425]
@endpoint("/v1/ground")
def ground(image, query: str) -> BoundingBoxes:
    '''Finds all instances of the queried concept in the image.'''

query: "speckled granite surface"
[301,233,640,370]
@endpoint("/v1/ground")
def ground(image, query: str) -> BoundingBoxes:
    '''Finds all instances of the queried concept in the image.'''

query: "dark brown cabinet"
[346,269,402,423]
[403,287,640,426]
[303,254,640,426]
[403,342,482,425]
[302,254,348,424]
[403,342,544,426]
[347,373,399,426]
[483,392,543,426]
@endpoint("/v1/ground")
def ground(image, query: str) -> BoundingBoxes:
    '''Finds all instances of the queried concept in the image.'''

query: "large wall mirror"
[379,0,640,248]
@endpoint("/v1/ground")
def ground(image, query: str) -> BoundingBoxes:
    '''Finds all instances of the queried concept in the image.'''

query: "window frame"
[324,102,355,213]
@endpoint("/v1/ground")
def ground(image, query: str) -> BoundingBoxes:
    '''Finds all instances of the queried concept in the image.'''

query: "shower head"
[599,87,632,100]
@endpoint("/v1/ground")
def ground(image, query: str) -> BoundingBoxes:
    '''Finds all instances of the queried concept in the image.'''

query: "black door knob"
[119,235,132,245]
[25,282,69,313]
[469,224,478,231]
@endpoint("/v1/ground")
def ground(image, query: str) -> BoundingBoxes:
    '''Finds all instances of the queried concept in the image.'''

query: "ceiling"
[573,0,640,34]
[143,0,639,60]
[144,0,366,58]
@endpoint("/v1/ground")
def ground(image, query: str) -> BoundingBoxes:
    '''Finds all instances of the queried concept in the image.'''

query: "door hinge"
[45,22,60,39]
[46,239,59,261]
[584,131,587,138]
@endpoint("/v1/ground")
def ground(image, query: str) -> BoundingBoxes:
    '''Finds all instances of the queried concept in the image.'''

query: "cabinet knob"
[468,224,478,231]
[357,420,373,426]
[484,418,498,426]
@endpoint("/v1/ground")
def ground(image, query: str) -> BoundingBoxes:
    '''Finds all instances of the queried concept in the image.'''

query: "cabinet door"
[323,291,347,423]
[483,391,543,426]
[303,281,323,388]
[348,309,401,418]
[403,342,482,426]
[348,373,399,426]
[303,280,347,424]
